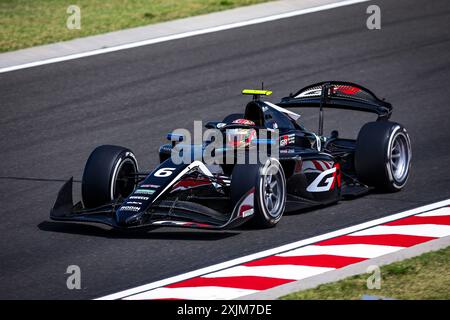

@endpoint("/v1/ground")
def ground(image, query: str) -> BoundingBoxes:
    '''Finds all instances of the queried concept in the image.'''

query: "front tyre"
[231,158,286,228]
[355,121,411,192]
[82,145,139,208]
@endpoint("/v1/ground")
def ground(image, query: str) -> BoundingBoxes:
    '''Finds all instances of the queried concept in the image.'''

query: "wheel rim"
[113,159,136,199]
[390,133,409,183]
[262,166,283,217]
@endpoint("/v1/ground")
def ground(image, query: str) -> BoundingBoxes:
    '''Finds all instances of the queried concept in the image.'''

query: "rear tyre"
[231,158,286,228]
[355,121,411,192]
[82,145,139,208]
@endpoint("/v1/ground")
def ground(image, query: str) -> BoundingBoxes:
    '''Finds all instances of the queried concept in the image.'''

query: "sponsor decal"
[306,163,341,192]
[119,206,140,212]
[140,184,160,189]
[280,134,295,147]
[296,88,322,98]
[124,151,137,163]
[238,188,255,218]
[129,196,149,200]
[232,119,255,125]
[160,145,172,153]
[333,85,361,95]
[241,207,254,218]
[126,201,142,205]
[135,189,155,195]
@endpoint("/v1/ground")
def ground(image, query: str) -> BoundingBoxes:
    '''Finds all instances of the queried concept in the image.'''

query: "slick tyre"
[82,145,139,208]
[231,158,286,228]
[355,121,411,192]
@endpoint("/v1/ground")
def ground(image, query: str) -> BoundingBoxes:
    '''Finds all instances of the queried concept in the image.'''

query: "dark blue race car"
[50,81,411,230]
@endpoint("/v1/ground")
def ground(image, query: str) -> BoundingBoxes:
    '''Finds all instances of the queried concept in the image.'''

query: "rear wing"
[278,81,392,120]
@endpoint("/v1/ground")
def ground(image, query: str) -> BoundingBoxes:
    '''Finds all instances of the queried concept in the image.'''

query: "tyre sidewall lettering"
[110,153,138,201]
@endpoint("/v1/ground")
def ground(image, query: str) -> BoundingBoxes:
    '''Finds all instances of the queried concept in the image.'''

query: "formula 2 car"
[50,81,411,230]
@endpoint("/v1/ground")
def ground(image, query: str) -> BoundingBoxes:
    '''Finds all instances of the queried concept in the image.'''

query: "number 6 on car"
[154,168,175,177]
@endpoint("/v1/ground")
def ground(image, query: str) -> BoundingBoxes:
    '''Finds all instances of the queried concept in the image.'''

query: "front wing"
[50,178,254,230]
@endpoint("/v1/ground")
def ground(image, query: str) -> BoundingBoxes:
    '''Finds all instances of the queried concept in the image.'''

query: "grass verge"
[0,0,270,53]
[281,245,450,300]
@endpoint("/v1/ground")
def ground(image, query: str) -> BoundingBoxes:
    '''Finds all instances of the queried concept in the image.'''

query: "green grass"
[0,0,271,53]
[281,246,450,300]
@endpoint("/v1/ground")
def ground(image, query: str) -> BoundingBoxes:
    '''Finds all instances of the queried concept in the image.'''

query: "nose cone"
[116,205,143,225]
[115,187,157,225]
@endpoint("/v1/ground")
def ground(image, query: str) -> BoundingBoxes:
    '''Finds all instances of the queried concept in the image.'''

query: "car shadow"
[38,221,239,241]
[283,203,333,216]
[0,176,81,183]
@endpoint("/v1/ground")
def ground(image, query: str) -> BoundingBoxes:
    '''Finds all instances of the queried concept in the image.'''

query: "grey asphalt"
[0,0,449,299]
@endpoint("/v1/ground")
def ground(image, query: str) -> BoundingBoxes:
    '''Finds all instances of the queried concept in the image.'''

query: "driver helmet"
[226,119,257,148]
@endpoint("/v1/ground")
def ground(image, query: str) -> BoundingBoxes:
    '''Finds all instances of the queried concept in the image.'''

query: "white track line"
[123,286,258,300]
[97,198,450,300]
[0,0,370,74]
[278,244,403,258]
[351,224,450,238]
[417,207,450,217]
[203,265,334,280]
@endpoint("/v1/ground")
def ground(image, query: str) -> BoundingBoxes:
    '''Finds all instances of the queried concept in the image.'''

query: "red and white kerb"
[120,204,450,300]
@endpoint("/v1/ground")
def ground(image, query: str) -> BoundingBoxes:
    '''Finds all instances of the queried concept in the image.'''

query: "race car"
[50,81,412,230]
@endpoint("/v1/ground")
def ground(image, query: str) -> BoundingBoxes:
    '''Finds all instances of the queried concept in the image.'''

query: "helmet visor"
[226,128,256,148]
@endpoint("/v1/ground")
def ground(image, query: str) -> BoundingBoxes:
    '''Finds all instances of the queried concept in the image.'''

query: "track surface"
[0,0,449,299]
